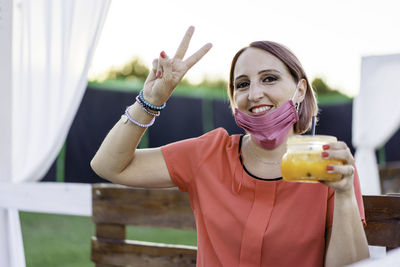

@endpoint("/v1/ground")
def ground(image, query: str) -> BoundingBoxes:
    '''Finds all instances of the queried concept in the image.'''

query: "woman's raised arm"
[90,26,212,188]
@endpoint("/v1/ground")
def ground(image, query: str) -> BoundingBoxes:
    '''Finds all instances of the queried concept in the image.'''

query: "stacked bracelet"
[138,90,166,111]
[121,89,166,128]
[124,106,155,128]
[136,96,160,117]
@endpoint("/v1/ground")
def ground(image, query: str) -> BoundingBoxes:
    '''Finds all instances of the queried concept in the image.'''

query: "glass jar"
[281,135,343,183]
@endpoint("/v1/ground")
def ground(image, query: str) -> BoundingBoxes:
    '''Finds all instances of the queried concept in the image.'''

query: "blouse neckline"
[238,135,283,181]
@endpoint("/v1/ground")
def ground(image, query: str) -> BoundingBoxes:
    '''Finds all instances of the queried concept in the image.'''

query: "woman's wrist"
[136,95,160,117]
[126,102,156,123]
[139,90,166,111]
[334,186,356,202]
[142,88,168,107]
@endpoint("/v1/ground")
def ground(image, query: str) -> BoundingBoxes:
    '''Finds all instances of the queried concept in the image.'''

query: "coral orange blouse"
[161,128,365,267]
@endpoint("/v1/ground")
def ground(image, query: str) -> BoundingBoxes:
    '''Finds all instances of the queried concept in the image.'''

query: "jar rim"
[287,135,337,145]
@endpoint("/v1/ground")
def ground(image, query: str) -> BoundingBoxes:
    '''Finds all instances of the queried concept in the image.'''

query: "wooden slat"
[379,162,400,194]
[92,184,195,230]
[363,195,400,248]
[379,161,400,179]
[90,185,400,266]
[91,237,197,267]
[96,223,126,240]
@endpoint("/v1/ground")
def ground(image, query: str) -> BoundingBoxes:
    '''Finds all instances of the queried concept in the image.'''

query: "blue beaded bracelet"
[139,90,166,111]
[136,96,160,117]
[124,106,155,128]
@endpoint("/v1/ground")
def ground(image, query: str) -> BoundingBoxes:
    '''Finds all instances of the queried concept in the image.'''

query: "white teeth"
[252,106,272,113]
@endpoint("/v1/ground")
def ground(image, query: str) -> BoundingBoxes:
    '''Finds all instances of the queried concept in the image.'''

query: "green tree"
[105,56,150,81]
[100,56,228,90]
[311,77,335,95]
[311,77,352,104]
[197,76,227,90]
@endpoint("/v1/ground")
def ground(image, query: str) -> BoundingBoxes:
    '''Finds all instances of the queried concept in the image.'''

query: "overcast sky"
[88,0,400,96]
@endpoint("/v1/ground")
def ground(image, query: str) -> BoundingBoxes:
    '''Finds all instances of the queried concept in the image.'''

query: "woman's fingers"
[321,141,356,192]
[152,58,158,74]
[145,26,212,94]
[144,58,159,84]
[184,42,213,69]
[174,26,195,60]
[174,26,212,71]
[323,149,354,165]
[322,141,355,165]
[161,52,172,81]
[327,164,355,177]
[154,51,169,79]
[322,164,355,192]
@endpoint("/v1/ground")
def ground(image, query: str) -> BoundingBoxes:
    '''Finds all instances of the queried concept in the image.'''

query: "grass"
[20,212,196,267]
[20,212,94,267]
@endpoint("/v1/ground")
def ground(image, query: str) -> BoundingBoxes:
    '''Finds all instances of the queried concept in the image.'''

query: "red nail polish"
[160,51,166,58]
[326,165,334,171]
[323,144,330,150]
[321,151,329,157]
[156,71,162,78]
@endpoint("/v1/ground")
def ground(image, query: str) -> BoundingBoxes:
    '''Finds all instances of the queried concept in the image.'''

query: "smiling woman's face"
[233,47,302,116]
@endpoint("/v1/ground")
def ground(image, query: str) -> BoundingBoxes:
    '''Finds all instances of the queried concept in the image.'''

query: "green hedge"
[88,79,353,105]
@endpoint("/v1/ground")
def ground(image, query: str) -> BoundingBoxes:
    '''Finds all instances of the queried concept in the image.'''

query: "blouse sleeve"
[326,166,366,228]
[161,128,230,192]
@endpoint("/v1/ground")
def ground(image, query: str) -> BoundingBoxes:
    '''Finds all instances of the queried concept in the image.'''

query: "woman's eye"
[262,75,278,83]
[236,81,249,89]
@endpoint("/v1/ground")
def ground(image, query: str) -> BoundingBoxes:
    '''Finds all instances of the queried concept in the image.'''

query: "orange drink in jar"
[281,135,343,183]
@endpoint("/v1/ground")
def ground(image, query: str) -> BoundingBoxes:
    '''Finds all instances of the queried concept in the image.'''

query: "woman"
[91,26,369,266]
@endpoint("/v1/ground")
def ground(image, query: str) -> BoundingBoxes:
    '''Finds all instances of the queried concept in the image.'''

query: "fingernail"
[156,71,162,78]
[160,51,166,58]
[321,151,329,158]
[323,144,330,150]
[326,165,334,171]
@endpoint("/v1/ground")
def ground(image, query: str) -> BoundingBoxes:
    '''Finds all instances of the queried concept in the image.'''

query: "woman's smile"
[249,104,274,116]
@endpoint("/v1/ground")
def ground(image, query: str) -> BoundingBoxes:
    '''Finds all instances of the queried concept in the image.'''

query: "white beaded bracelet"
[123,106,155,128]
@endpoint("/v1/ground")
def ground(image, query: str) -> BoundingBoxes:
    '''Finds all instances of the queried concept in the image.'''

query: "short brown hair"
[228,41,318,134]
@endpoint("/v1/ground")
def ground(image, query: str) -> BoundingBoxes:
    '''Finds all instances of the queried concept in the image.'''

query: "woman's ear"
[296,79,307,103]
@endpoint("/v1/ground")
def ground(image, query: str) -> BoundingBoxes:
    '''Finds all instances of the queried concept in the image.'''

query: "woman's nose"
[248,84,264,101]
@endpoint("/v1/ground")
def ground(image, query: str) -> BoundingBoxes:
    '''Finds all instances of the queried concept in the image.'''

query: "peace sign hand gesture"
[142,26,212,106]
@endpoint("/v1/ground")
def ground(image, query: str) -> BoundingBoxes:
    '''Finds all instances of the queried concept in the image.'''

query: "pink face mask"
[234,92,299,150]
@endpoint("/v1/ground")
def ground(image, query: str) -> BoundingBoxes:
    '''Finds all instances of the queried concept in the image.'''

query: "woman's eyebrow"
[235,69,282,81]
[234,75,247,81]
[258,69,281,75]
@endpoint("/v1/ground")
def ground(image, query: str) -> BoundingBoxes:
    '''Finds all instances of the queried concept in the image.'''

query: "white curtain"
[0,0,111,266]
[352,54,400,195]
[12,0,111,183]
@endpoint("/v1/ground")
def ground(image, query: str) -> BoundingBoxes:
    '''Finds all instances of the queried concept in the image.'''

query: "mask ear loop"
[291,87,300,113]
[295,102,300,113]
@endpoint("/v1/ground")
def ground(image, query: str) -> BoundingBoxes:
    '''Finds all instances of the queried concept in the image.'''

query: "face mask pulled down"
[234,91,299,150]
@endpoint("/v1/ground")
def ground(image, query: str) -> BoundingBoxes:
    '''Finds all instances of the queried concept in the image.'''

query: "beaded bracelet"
[139,90,166,111]
[136,96,160,117]
[124,106,155,128]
